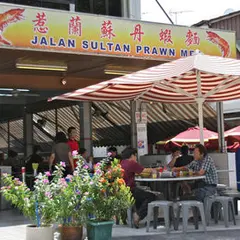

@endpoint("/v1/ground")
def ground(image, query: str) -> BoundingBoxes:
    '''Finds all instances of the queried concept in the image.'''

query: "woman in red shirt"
[67,127,79,168]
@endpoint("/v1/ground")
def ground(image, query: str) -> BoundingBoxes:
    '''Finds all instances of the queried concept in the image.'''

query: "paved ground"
[2,209,240,240]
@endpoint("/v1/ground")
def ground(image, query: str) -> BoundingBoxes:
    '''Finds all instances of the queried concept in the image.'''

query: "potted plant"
[80,157,134,240]
[54,159,89,240]
[0,163,65,240]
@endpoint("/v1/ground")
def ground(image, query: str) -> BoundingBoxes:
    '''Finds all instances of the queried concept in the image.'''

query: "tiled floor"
[1,209,240,240]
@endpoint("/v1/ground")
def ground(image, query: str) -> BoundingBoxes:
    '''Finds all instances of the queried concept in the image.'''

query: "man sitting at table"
[174,145,193,167]
[121,147,157,228]
[172,144,218,202]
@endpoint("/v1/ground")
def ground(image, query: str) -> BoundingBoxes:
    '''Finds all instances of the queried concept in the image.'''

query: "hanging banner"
[137,123,148,157]
[0,3,236,60]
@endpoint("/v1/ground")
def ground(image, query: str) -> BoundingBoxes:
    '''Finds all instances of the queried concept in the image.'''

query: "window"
[76,0,122,17]
[2,0,122,17]
[76,0,91,13]
[108,0,121,17]
[1,0,69,11]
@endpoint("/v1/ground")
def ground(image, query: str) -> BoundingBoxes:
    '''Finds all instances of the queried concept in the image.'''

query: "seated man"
[173,144,218,202]
[107,146,120,159]
[173,145,194,196]
[121,147,156,228]
[174,145,193,167]
[167,147,181,168]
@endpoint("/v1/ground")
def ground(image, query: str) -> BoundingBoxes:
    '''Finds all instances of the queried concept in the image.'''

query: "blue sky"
[141,0,240,26]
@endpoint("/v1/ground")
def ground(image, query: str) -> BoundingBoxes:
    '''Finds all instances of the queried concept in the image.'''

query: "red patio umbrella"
[171,126,218,143]
[163,126,218,150]
[225,126,240,140]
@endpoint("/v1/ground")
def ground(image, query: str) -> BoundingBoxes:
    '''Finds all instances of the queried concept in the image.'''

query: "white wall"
[210,100,240,114]
[209,152,237,188]
[93,145,128,158]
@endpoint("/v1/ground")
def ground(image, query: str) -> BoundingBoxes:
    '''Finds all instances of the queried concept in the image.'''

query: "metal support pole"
[196,70,204,145]
[55,108,58,134]
[197,98,204,145]
[79,102,93,156]
[23,113,33,157]
[217,102,225,152]
[130,101,137,148]
[7,121,10,153]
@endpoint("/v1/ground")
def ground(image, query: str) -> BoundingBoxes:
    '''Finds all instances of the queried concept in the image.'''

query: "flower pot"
[87,221,114,240]
[59,225,83,240]
[26,224,53,240]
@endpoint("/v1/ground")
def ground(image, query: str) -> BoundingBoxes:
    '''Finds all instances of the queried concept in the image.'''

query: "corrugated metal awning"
[0,101,217,152]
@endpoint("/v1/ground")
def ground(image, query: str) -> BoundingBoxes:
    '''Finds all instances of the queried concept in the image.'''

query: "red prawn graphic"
[0,8,25,46]
[206,31,230,57]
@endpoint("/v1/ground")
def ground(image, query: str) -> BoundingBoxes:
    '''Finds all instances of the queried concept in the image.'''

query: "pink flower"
[60,178,66,183]
[45,171,51,177]
[59,178,67,187]
[72,150,78,157]
[16,181,22,186]
[14,178,20,181]
[43,179,49,184]
[95,169,102,175]
[90,181,94,185]
[45,192,51,198]
[66,174,73,179]
[96,162,101,167]
[84,192,89,196]
[83,165,89,169]
[60,161,66,167]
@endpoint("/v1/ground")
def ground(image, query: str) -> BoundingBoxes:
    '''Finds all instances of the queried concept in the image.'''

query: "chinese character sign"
[32,12,48,34]
[185,30,200,46]
[69,16,82,36]
[159,29,173,44]
[130,24,144,42]
[101,20,116,40]
[0,3,236,60]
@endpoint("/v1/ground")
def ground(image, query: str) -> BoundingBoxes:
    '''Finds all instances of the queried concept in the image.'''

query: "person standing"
[67,127,79,168]
[25,145,43,174]
[49,132,74,176]
[67,127,79,153]
[173,144,218,202]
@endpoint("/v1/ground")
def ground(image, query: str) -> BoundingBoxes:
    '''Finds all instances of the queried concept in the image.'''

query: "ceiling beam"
[0,97,26,105]
[33,121,55,141]
[0,74,103,90]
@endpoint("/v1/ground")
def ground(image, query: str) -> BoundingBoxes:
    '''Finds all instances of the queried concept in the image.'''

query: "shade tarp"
[51,53,240,103]
[51,52,240,144]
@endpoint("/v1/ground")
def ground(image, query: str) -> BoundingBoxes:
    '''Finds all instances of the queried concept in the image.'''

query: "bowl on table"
[140,172,151,178]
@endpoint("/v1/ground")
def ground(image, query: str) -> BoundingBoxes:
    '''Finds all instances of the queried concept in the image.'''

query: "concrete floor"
[1,209,240,240]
